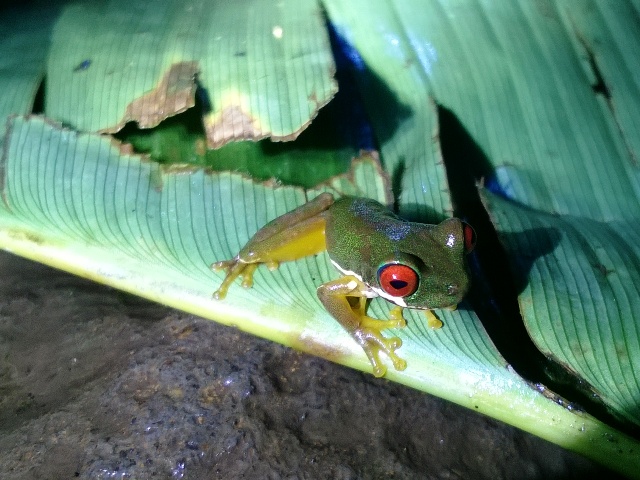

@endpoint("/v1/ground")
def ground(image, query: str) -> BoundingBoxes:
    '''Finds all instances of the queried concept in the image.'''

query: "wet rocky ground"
[0,251,622,479]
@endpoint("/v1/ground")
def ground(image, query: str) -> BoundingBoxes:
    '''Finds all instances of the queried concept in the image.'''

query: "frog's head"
[373,218,476,309]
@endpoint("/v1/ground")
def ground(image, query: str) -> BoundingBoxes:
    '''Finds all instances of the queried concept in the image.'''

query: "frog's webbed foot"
[211,259,258,300]
[356,306,407,376]
[318,277,408,377]
[353,323,407,377]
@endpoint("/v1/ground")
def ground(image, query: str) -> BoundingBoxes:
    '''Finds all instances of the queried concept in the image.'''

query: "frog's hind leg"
[248,192,334,246]
[235,192,333,265]
[212,193,334,299]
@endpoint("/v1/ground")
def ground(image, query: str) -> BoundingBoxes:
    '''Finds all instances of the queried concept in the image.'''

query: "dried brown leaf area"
[204,105,267,149]
[106,61,199,132]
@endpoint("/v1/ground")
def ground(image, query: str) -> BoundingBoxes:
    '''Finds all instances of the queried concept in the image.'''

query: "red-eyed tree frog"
[212,193,476,377]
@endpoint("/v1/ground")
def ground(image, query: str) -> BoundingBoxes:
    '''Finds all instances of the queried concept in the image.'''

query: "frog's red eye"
[462,222,476,253]
[377,264,419,298]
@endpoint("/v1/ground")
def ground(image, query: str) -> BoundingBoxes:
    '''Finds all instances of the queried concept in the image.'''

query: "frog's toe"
[239,263,258,288]
[361,345,387,377]
[387,336,402,349]
[356,328,406,377]
[266,261,280,271]
[212,288,227,300]
[213,272,239,299]
[387,344,408,371]
[369,357,387,378]
[388,306,405,323]
[211,259,233,271]
[360,314,406,332]
[383,306,407,329]
[425,310,444,329]
[390,316,406,329]
[373,334,407,372]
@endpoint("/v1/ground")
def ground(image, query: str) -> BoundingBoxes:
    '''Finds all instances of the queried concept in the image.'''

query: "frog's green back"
[325,197,404,279]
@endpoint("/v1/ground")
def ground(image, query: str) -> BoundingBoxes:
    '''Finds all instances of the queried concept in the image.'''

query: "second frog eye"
[377,263,419,297]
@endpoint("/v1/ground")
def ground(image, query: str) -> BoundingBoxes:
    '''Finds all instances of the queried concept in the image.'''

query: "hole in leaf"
[31,75,45,115]
[113,21,380,189]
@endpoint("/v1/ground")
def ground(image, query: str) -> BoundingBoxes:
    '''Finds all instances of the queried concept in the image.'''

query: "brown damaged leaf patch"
[104,61,200,132]
[204,105,267,149]
[204,83,338,150]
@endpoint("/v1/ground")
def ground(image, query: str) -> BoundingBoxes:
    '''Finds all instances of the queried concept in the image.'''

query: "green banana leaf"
[1,0,639,477]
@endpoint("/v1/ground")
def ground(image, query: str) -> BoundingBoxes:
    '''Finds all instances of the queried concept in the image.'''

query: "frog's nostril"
[447,284,458,296]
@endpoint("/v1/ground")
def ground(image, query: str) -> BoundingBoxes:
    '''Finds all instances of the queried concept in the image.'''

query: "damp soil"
[0,251,622,479]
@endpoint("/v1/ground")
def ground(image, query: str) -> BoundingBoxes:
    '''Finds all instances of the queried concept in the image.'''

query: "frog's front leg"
[317,276,408,377]
[212,193,334,299]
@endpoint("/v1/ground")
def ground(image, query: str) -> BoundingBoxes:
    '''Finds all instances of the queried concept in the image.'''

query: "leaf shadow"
[324,21,413,185]
[435,103,634,434]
